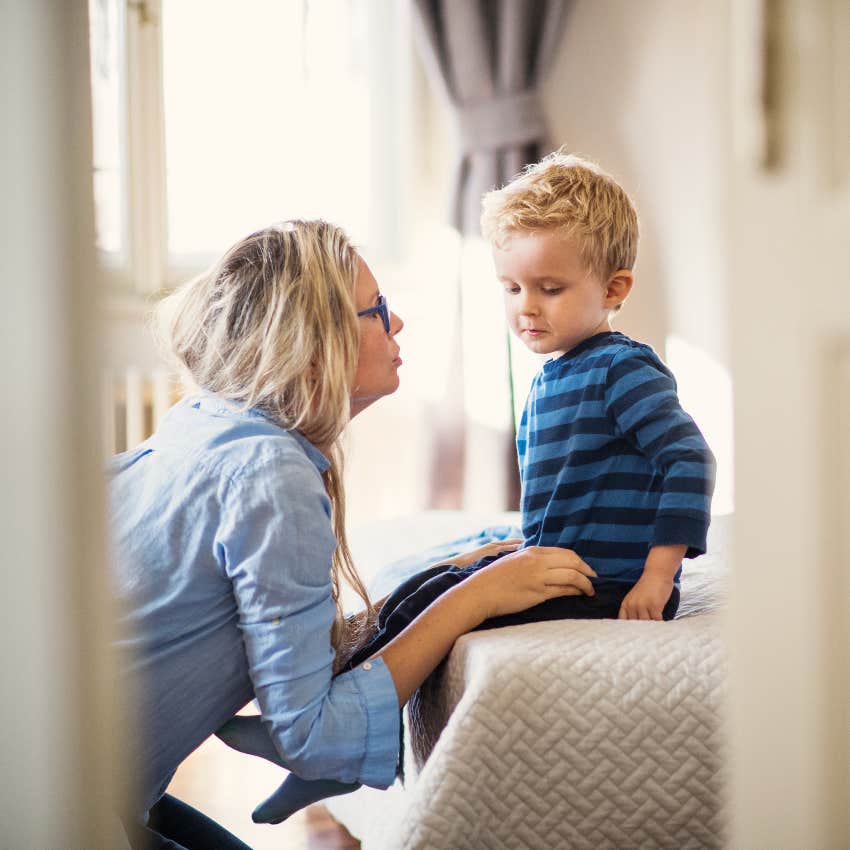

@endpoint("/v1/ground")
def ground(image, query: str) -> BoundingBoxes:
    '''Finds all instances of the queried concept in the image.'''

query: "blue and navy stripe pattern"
[517,332,715,584]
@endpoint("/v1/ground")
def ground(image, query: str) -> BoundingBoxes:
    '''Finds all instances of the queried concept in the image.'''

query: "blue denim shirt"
[109,395,400,817]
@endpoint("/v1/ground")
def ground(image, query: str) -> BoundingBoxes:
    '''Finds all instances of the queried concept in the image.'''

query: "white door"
[726,1,850,847]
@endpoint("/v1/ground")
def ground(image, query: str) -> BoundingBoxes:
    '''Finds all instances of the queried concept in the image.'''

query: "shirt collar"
[189,392,331,473]
[543,331,625,373]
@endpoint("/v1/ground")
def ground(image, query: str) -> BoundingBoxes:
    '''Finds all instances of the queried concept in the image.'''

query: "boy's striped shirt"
[517,332,715,585]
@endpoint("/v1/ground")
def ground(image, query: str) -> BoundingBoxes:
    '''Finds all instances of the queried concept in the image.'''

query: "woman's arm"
[339,538,522,664]
[218,454,401,788]
[373,545,596,706]
[427,538,523,569]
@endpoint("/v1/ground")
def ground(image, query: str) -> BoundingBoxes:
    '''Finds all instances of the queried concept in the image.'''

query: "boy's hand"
[617,572,673,621]
[619,544,686,620]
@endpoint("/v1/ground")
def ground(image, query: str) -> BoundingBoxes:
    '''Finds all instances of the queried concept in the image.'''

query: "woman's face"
[351,256,403,417]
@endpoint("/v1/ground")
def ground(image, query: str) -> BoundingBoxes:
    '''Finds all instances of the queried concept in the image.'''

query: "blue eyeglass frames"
[356,294,391,333]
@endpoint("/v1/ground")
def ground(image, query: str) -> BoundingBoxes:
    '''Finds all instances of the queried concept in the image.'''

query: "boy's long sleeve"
[517,332,715,585]
[603,349,716,558]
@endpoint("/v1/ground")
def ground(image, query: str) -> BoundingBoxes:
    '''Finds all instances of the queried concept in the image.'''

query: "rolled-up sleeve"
[215,449,400,788]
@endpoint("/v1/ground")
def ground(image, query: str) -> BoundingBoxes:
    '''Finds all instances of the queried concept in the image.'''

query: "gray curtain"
[413,0,570,235]
[413,0,570,511]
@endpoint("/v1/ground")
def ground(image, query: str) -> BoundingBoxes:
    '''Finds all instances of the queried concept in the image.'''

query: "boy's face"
[492,229,624,358]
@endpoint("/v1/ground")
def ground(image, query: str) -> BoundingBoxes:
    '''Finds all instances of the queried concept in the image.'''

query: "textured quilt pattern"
[329,513,730,849]
[336,614,727,850]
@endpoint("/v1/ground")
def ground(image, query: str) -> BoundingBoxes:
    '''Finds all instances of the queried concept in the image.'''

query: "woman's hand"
[431,538,524,570]
[374,546,596,706]
[463,545,597,621]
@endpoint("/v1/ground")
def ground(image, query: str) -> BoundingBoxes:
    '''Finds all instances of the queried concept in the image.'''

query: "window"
[89,0,411,295]
[88,0,129,266]
[90,0,460,523]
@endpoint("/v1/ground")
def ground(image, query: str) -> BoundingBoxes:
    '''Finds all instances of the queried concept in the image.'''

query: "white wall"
[542,0,729,362]
[540,0,734,512]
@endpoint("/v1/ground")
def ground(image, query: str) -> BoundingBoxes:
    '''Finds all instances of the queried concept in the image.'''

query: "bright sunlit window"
[163,0,375,259]
[666,334,734,515]
[88,0,127,260]
[88,0,409,293]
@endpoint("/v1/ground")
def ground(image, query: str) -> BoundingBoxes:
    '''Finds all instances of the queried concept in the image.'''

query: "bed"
[329,511,729,850]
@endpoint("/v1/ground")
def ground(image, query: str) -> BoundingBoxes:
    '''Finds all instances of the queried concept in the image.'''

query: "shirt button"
[271,617,281,627]
[362,661,372,671]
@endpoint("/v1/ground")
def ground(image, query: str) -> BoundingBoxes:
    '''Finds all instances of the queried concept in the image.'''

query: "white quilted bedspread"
[328,513,729,849]
[329,615,726,850]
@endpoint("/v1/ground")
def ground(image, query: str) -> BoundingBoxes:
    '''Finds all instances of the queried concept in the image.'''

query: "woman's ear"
[605,269,634,310]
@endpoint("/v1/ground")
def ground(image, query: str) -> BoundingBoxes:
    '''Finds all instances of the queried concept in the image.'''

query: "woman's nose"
[389,310,403,335]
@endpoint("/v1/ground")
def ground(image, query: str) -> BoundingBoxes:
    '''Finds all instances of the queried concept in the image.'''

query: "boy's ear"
[605,269,634,309]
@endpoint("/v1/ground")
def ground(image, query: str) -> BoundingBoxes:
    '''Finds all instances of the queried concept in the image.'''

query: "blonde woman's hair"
[480,148,639,283]
[155,220,375,664]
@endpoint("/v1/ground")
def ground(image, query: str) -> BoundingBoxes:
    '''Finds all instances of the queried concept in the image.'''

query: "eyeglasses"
[356,294,391,333]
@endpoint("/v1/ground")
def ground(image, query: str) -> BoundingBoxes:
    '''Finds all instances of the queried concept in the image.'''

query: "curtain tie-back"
[455,91,546,154]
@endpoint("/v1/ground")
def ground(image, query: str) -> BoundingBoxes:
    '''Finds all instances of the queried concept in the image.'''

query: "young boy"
[480,149,715,621]
[218,152,716,822]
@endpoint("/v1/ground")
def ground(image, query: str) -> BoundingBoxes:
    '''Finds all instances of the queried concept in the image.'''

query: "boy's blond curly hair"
[480,148,639,282]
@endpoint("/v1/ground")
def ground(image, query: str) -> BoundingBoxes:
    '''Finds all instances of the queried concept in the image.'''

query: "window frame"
[100,0,412,300]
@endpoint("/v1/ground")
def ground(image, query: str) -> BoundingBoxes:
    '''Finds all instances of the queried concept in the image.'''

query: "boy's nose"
[518,293,539,316]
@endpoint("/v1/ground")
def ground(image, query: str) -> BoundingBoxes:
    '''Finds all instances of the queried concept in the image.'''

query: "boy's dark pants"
[346,553,680,672]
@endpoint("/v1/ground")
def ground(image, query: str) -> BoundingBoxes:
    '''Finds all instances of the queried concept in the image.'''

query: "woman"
[111,220,596,849]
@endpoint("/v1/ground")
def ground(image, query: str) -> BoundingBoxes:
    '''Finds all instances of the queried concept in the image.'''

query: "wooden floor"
[166,732,360,849]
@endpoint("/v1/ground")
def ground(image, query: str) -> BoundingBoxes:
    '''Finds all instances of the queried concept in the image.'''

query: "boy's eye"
[504,286,520,294]
[542,287,563,295]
